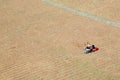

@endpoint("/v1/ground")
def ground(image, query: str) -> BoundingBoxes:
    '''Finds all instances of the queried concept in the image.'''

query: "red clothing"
[92,47,99,51]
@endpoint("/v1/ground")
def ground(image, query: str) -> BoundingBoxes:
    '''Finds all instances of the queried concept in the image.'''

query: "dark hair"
[91,45,95,49]
[86,46,90,49]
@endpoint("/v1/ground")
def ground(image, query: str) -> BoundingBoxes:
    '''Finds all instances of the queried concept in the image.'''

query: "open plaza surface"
[0,0,120,80]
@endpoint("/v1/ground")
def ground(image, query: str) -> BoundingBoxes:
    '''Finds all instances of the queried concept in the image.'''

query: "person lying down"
[84,42,99,54]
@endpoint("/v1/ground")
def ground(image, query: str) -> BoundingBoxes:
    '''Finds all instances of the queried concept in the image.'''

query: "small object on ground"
[83,42,99,54]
